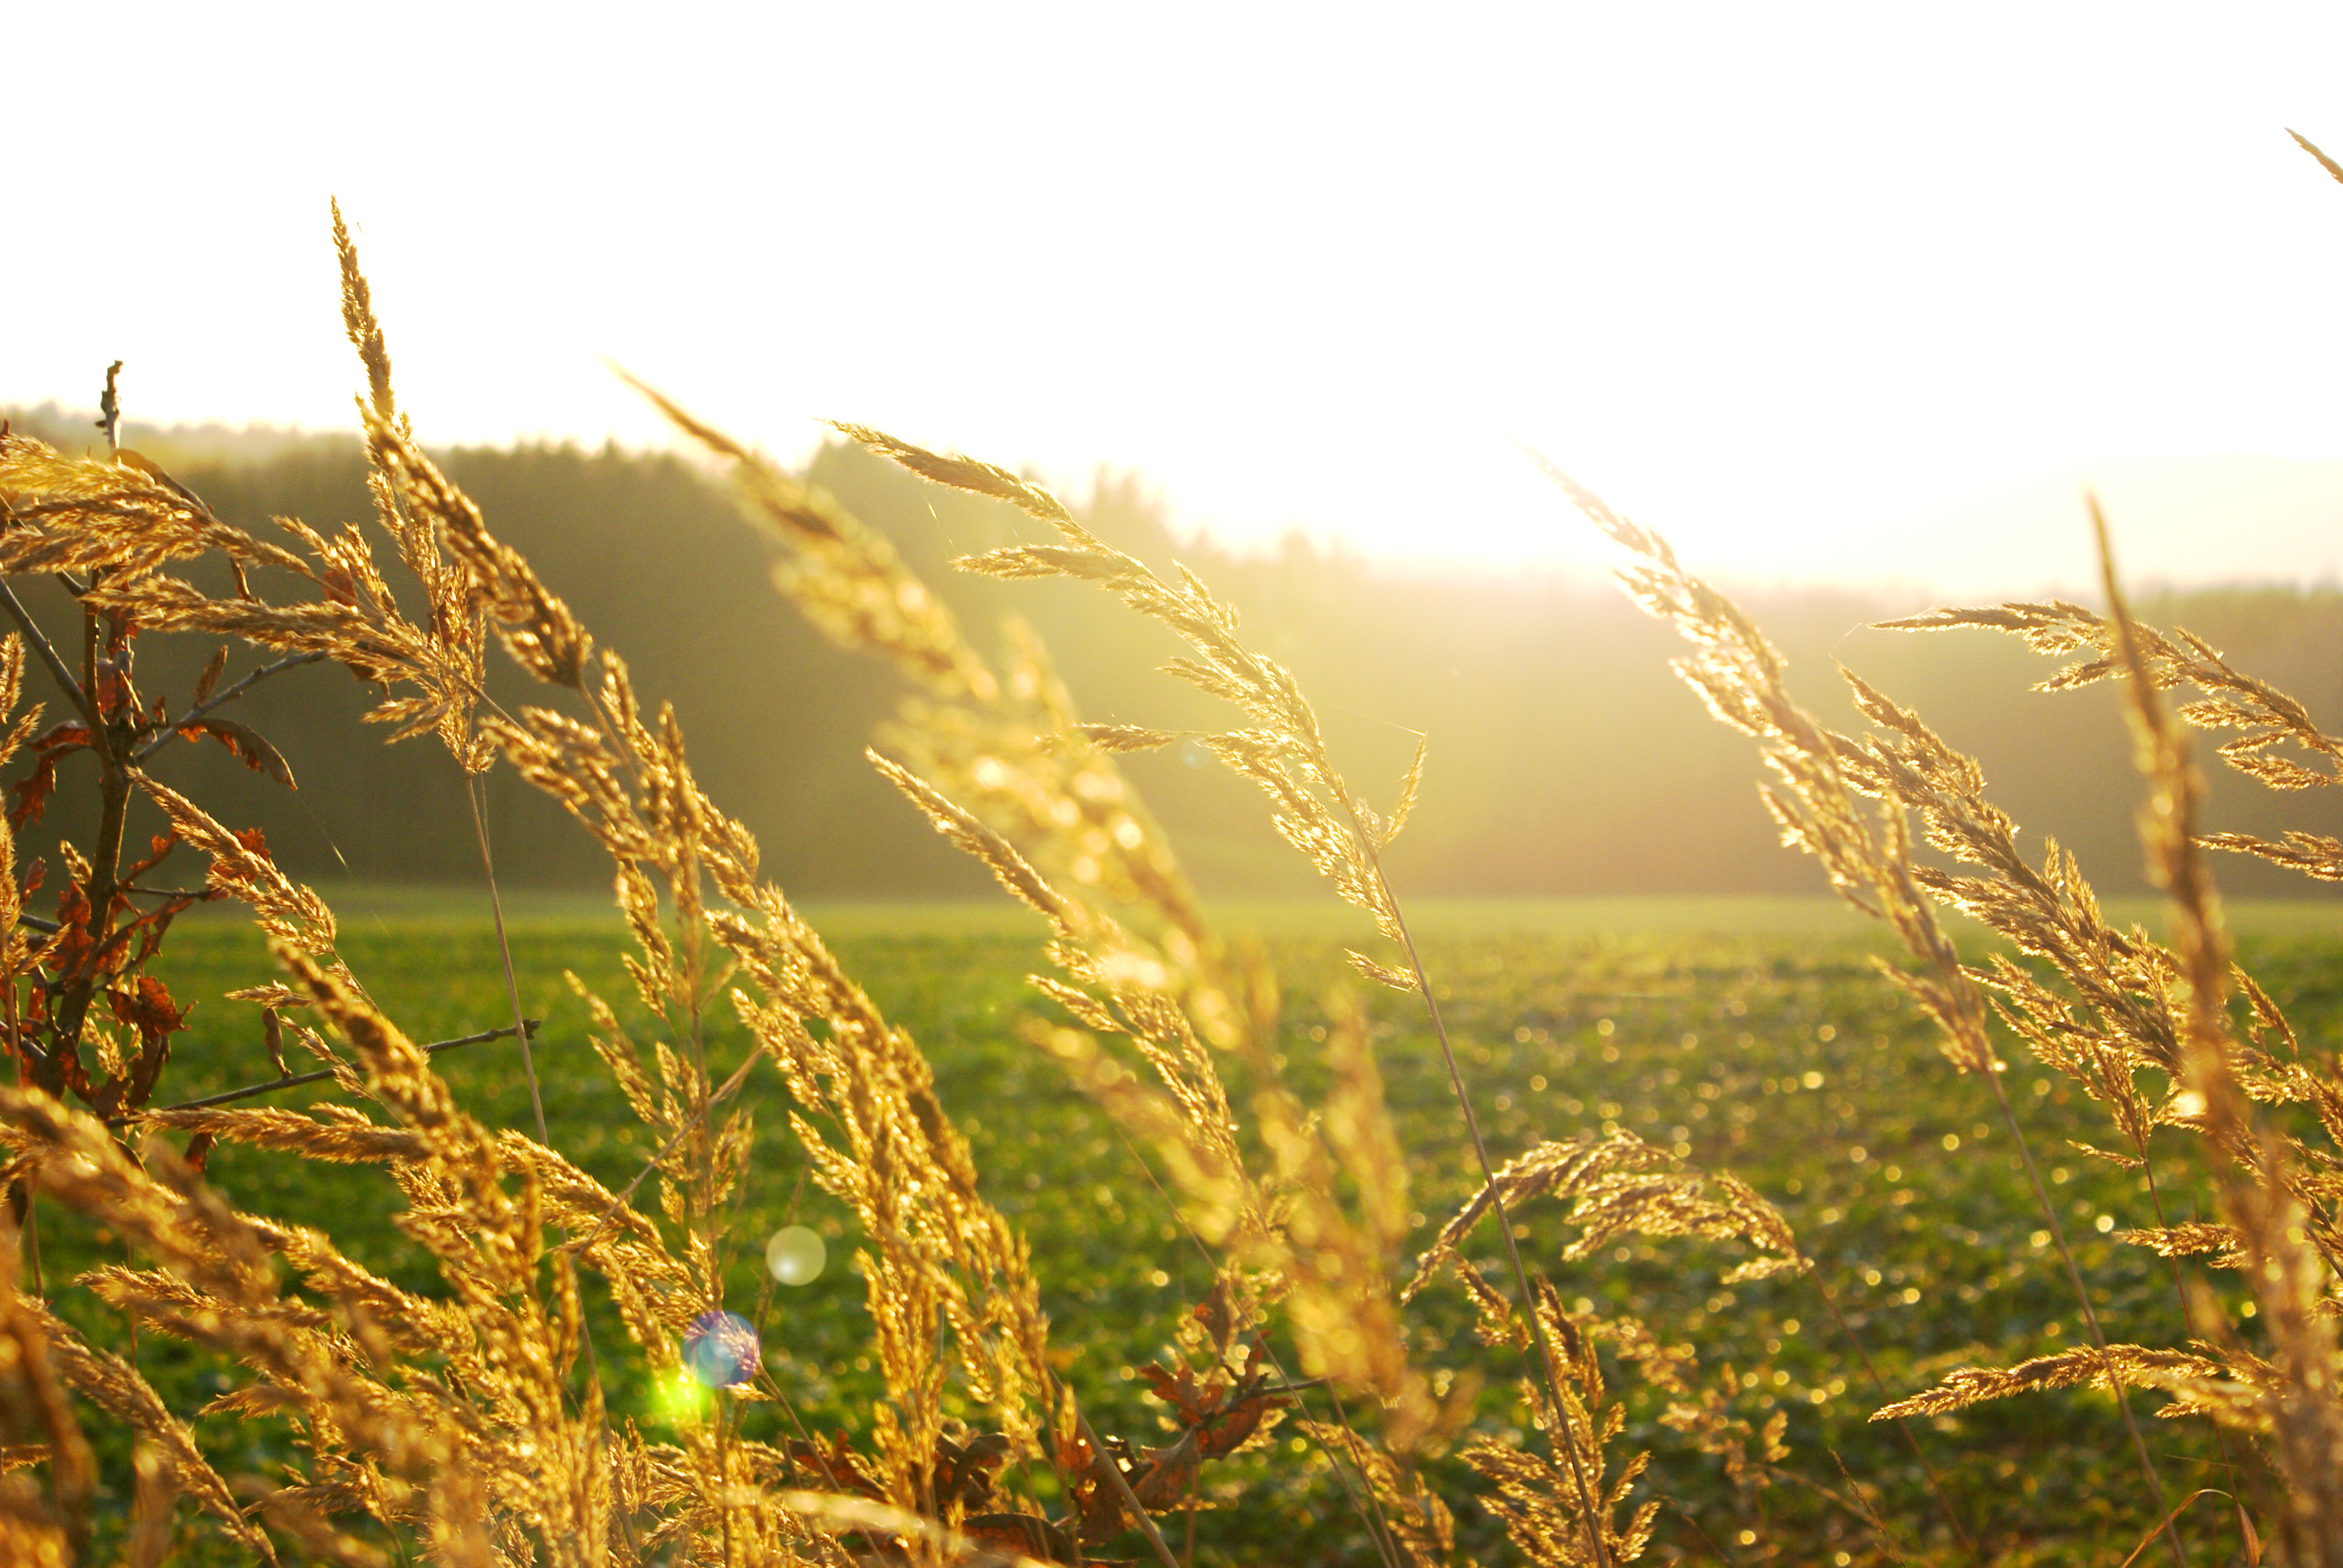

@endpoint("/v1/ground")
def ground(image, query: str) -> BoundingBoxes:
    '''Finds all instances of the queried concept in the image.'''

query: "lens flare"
[766,1224,827,1285]
[681,1309,761,1388]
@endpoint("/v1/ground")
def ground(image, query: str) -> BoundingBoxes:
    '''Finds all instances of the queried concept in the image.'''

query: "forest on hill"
[7,403,2341,900]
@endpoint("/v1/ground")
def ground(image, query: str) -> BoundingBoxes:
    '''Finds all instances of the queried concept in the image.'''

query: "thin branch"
[0,580,97,736]
[129,650,329,765]
[106,1019,539,1125]
[53,567,136,1078]
[96,363,123,456]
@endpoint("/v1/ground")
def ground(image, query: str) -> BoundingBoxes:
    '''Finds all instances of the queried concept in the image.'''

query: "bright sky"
[16,3,2343,595]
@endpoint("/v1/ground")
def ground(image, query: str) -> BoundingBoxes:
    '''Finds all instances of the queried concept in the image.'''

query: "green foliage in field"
[39,903,2321,1564]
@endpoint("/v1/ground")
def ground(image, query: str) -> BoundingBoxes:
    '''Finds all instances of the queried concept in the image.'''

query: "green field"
[44,893,2343,1564]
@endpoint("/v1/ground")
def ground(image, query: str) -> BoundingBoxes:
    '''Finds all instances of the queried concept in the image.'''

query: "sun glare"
[15,4,2343,590]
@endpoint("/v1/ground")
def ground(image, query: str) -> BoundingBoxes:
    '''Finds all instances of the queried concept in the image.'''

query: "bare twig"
[0,580,97,736]
[106,1019,539,1124]
[96,362,123,456]
[130,650,329,764]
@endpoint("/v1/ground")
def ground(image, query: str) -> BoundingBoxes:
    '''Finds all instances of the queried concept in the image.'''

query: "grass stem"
[1356,820,1614,1568]
[1982,1064,2184,1567]
[465,766,610,1508]
[465,773,551,1147]
[1074,1405,1184,1568]
[1809,1276,1979,1566]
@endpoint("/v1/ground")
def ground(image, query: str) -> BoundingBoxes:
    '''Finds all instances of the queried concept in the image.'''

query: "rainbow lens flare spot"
[681,1309,761,1388]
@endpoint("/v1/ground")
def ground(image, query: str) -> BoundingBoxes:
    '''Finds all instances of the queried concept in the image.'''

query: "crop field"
[40,894,2341,1564]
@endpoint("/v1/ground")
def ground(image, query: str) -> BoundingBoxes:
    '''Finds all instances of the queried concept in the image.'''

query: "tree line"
[7,404,2339,901]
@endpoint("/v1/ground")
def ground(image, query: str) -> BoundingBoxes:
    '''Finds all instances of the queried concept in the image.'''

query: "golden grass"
[0,139,2338,1564]
[1541,432,2343,1563]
